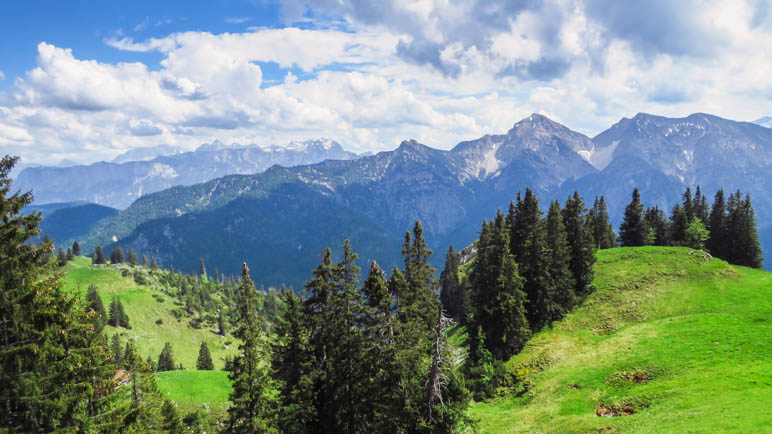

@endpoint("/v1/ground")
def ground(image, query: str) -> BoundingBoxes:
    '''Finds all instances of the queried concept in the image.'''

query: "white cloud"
[225,17,251,24]
[0,70,5,80]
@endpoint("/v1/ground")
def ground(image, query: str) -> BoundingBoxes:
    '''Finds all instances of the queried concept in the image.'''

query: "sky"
[0,0,770,166]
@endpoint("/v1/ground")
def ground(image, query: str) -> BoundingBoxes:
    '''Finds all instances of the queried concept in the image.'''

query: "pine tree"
[707,189,727,259]
[199,258,207,281]
[694,186,709,224]
[72,240,81,256]
[161,399,184,433]
[94,245,106,265]
[127,248,138,266]
[141,255,148,267]
[619,188,646,247]
[509,189,552,331]
[547,201,575,318]
[682,187,694,222]
[66,248,73,261]
[401,221,439,331]
[217,310,227,336]
[226,263,275,431]
[109,297,120,327]
[0,155,126,431]
[670,203,688,245]
[110,247,125,264]
[196,342,214,370]
[57,247,67,266]
[439,245,462,322]
[111,334,123,364]
[726,192,763,268]
[86,285,107,325]
[150,257,158,269]
[562,192,596,296]
[644,206,670,246]
[157,343,175,372]
[588,196,616,249]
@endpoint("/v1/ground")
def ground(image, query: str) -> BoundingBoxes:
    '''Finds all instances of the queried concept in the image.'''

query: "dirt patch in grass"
[596,404,635,417]
[568,384,580,390]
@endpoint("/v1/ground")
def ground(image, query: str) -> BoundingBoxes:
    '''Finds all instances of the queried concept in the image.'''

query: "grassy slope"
[156,370,232,415]
[62,257,238,370]
[470,246,772,433]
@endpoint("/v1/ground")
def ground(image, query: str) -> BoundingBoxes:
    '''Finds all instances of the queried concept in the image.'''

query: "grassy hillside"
[156,370,232,415]
[470,246,771,433]
[62,257,238,370]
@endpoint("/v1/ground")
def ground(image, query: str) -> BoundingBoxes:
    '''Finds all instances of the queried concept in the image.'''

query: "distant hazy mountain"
[15,139,360,209]
[44,112,770,287]
[754,116,772,128]
[113,144,185,163]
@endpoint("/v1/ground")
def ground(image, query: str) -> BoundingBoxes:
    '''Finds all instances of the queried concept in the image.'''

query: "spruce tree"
[226,263,274,431]
[707,189,727,259]
[0,156,126,431]
[157,343,175,372]
[694,186,709,224]
[110,247,125,264]
[150,257,158,269]
[127,248,138,266]
[643,206,670,246]
[401,221,439,331]
[562,192,596,296]
[588,196,616,249]
[619,188,646,247]
[196,342,214,370]
[94,245,106,265]
[726,192,763,268]
[57,247,67,266]
[547,201,575,318]
[86,285,107,325]
[142,255,148,267]
[670,203,688,245]
[109,297,120,327]
[111,334,123,364]
[199,258,207,281]
[66,248,73,261]
[439,245,462,322]
[72,240,81,256]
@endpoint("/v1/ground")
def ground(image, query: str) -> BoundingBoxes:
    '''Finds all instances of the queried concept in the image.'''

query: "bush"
[155,319,163,325]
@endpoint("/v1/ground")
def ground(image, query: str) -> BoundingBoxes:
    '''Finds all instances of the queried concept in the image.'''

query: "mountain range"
[27,113,772,287]
[14,138,359,209]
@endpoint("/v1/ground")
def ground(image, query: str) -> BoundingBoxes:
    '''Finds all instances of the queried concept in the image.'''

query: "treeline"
[619,187,763,268]
[229,224,471,432]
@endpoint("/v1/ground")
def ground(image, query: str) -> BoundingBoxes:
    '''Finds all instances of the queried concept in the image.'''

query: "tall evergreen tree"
[726,192,763,268]
[86,285,107,325]
[199,258,207,281]
[127,248,138,266]
[694,186,709,224]
[707,189,727,258]
[57,247,67,266]
[682,187,694,222]
[439,245,462,322]
[226,263,275,431]
[110,247,125,264]
[644,206,670,246]
[670,203,689,245]
[157,343,175,372]
[150,257,158,269]
[66,248,73,261]
[111,334,123,365]
[94,245,106,265]
[619,188,646,247]
[562,192,596,296]
[141,255,148,267]
[401,221,439,331]
[546,201,575,317]
[196,342,214,370]
[0,155,126,432]
[588,196,616,249]
[72,240,81,256]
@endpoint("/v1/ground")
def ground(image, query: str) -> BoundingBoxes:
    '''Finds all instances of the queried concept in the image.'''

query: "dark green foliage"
[694,186,709,224]
[66,247,73,261]
[111,334,123,365]
[72,240,81,256]
[509,189,552,332]
[644,206,670,246]
[108,297,131,329]
[57,247,67,266]
[547,201,575,317]
[0,155,126,431]
[199,258,207,281]
[708,189,727,257]
[127,248,138,265]
[670,204,688,245]
[93,245,106,264]
[227,263,275,432]
[562,192,596,296]
[402,221,440,331]
[588,195,616,249]
[196,342,214,370]
[110,246,124,264]
[619,188,646,247]
[86,285,107,325]
[439,245,463,322]
[725,192,763,268]
[150,256,158,269]
[157,342,176,372]
[470,213,531,360]
[464,327,506,400]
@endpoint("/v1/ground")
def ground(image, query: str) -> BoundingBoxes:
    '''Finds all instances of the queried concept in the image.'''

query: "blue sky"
[1,0,770,165]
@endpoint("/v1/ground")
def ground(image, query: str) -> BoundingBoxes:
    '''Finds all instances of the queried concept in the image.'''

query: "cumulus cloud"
[1,0,771,165]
